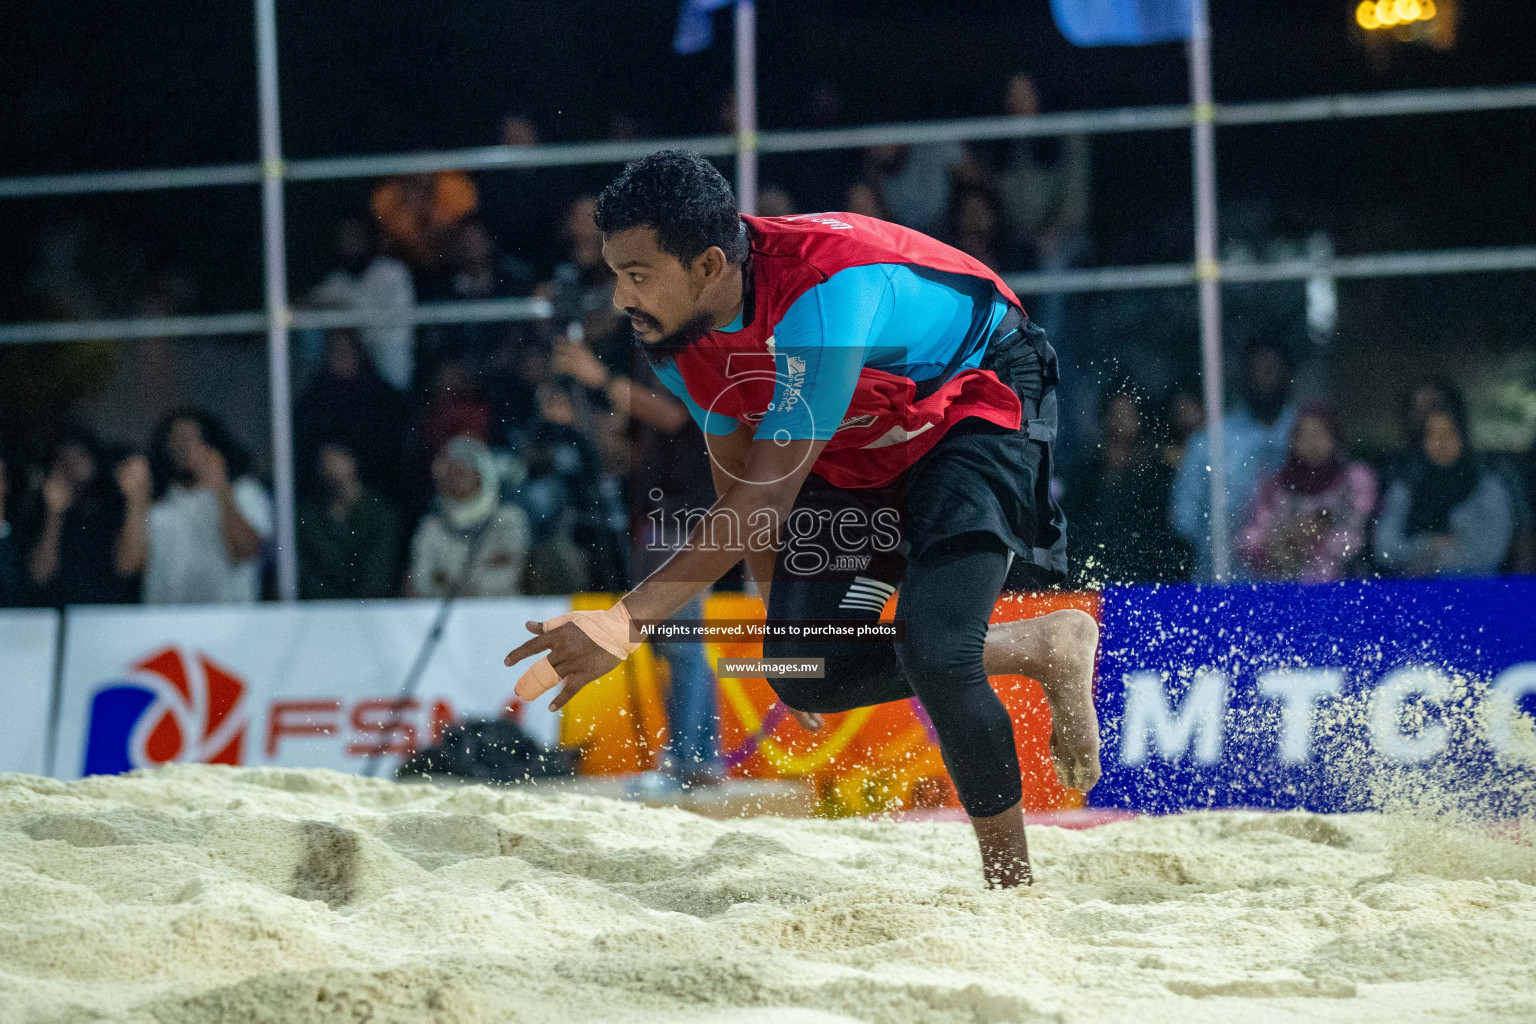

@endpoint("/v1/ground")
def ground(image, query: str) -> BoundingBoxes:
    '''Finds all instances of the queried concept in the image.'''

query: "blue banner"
[674,0,737,55]
[1049,0,1193,46]
[1092,577,1536,815]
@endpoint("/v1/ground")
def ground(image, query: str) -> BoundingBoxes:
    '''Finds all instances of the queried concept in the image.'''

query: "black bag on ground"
[396,717,576,782]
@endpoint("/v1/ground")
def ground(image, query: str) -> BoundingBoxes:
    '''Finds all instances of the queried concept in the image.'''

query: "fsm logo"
[84,647,248,776]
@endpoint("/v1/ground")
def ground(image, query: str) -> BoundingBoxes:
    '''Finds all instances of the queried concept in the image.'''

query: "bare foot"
[984,609,1102,794]
[971,800,1032,887]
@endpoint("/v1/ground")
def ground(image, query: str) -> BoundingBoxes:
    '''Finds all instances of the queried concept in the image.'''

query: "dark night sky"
[3,1,1533,299]
[1,1,1533,446]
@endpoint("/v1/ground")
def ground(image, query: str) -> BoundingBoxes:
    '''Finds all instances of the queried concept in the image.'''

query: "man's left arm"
[504,433,827,710]
[506,270,883,709]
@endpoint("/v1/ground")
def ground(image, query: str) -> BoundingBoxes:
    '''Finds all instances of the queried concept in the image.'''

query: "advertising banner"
[0,609,59,776]
[1092,577,1536,814]
[54,597,568,780]
[550,592,1093,814]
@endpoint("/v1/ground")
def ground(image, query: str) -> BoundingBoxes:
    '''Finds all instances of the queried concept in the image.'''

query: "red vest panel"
[672,213,1025,489]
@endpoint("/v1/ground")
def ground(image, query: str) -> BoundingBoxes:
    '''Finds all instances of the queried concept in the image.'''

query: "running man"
[505,151,1100,887]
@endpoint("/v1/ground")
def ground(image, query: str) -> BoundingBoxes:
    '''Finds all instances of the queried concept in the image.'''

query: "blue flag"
[1048,0,1193,46]
[674,0,737,55]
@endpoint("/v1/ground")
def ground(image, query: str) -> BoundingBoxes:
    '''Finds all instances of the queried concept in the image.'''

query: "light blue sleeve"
[652,359,738,436]
[755,266,891,442]
[1170,430,1210,545]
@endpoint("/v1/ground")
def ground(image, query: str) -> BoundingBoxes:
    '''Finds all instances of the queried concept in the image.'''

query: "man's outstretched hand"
[505,619,624,712]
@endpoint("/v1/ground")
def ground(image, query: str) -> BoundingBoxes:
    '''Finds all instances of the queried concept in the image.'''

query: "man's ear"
[693,245,728,283]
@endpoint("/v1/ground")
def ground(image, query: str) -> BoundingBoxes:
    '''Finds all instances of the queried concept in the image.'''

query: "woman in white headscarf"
[407,436,530,597]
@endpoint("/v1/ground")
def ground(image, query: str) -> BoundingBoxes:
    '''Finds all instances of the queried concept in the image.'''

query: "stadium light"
[1356,0,1436,30]
[1355,0,1453,47]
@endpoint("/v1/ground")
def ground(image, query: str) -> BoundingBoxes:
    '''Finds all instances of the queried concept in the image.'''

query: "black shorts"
[763,311,1069,712]
[773,308,1067,593]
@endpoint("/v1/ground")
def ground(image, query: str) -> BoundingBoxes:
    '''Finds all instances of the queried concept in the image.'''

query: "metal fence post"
[734,0,758,215]
[256,0,299,601]
[1190,0,1230,582]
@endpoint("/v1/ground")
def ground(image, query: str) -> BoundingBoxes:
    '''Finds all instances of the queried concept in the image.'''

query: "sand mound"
[3,767,1534,1023]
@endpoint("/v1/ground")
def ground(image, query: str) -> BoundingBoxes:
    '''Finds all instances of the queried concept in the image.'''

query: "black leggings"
[765,533,1022,818]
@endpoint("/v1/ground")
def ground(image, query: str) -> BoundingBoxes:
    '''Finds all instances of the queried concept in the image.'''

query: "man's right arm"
[707,420,779,607]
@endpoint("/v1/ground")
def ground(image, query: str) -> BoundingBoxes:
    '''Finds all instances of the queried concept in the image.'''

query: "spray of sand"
[2,765,1534,1024]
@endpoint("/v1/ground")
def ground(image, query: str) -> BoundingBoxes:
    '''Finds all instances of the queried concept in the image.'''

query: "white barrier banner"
[0,609,59,776]
[54,597,570,780]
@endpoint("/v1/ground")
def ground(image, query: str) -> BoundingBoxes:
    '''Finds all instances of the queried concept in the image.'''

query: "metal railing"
[1,2,1532,593]
[5,83,1534,201]
[3,81,1532,351]
[7,242,1536,348]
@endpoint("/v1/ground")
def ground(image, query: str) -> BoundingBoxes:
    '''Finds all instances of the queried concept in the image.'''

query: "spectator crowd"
[1065,346,1534,586]
[3,74,1535,790]
[2,73,1533,614]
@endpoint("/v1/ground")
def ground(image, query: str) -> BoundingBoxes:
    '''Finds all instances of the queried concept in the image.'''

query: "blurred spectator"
[551,333,627,461]
[441,219,533,304]
[844,180,894,222]
[419,218,535,369]
[0,455,24,607]
[1387,379,1532,573]
[993,74,1092,277]
[946,186,1008,271]
[863,143,965,235]
[477,115,562,273]
[1239,406,1377,582]
[1375,397,1515,577]
[1160,384,1206,471]
[537,198,639,557]
[993,73,1093,453]
[1068,388,1190,584]
[408,437,530,598]
[1384,378,1459,482]
[520,373,629,592]
[1404,379,1459,441]
[294,330,409,503]
[543,197,628,354]
[308,216,416,391]
[516,430,594,596]
[774,81,861,212]
[483,334,552,446]
[25,428,145,606]
[371,171,478,281]
[139,410,272,604]
[482,338,596,595]
[420,360,492,461]
[297,440,401,601]
[1172,341,1298,580]
[580,345,721,782]
[755,185,796,218]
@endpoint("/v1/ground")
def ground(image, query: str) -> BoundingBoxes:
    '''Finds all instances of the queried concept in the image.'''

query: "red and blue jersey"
[654,212,1028,489]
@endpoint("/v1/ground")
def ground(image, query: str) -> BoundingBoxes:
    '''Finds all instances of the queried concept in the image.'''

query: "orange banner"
[555,590,1100,816]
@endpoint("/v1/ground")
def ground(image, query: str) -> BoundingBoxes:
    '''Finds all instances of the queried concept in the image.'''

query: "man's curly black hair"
[594,150,749,266]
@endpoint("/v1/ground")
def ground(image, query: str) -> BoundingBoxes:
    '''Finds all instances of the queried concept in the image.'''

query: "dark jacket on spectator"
[297,489,401,600]
[22,479,138,606]
[295,348,409,502]
[1069,449,1190,584]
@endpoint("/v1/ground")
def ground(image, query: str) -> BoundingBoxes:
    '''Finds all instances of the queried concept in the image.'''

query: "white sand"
[3,767,1535,1024]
